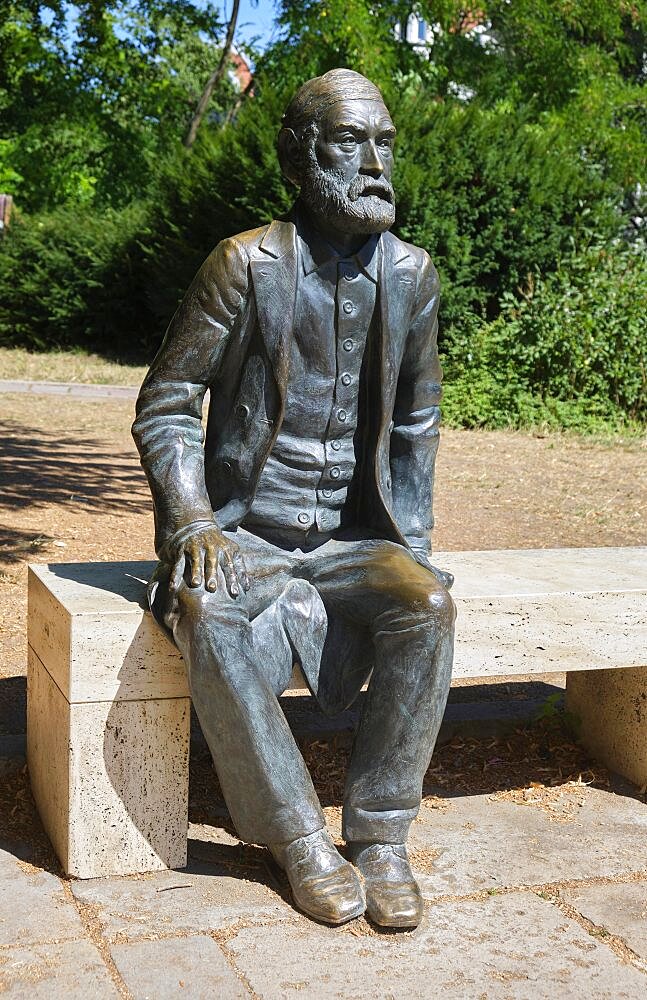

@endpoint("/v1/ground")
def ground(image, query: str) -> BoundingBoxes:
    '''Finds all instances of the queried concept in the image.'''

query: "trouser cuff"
[342,805,418,845]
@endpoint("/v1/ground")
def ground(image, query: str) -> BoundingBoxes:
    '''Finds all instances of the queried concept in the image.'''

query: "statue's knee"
[421,584,456,630]
[172,582,241,635]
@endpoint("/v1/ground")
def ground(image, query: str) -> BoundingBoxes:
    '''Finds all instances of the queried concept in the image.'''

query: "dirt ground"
[1,392,645,687]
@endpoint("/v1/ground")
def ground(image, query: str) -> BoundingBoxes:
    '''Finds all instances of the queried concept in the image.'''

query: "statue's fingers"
[205,547,219,592]
[220,549,240,598]
[232,550,250,592]
[169,553,186,596]
[187,541,203,588]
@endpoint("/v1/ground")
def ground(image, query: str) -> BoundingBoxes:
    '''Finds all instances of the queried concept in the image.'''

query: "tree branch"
[184,0,241,150]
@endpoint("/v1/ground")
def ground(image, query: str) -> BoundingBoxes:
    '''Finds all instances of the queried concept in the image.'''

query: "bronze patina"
[133,68,455,928]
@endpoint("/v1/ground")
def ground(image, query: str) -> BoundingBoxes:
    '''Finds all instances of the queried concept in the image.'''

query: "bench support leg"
[565,666,647,789]
[27,648,190,878]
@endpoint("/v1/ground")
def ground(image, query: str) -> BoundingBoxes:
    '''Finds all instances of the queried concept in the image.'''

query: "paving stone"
[227,890,647,999]
[0,848,85,947]
[111,935,249,999]
[409,788,647,898]
[70,830,285,941]
[562,882,647,961]
[0,939,119,998]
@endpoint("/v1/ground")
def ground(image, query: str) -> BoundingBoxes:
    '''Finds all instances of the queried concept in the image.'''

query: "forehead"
[319,99,394,134]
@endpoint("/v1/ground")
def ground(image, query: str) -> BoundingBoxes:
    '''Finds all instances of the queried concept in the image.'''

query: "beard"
[299,153,396,236]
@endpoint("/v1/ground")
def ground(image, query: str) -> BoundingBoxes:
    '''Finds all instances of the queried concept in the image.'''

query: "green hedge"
[442,243,647,430]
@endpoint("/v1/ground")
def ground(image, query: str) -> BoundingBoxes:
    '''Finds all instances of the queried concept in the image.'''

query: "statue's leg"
[168,579,326,847]
[310,540,455,844]
[308,539,454,927]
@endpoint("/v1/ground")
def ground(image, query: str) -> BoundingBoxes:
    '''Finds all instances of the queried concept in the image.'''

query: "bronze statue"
[133,68,455,929]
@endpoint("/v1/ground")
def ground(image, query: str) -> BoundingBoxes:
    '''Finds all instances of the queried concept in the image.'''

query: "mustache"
[347,176,394,204]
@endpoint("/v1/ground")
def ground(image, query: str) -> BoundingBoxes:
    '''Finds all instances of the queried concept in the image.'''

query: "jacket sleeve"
[389,249,442,558]
[132,237,250,559]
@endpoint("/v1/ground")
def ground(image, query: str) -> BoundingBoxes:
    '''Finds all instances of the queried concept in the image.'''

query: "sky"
[226,0,279,52]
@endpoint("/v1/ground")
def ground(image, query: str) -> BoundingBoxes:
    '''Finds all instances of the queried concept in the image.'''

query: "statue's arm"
[132,237,251,595]
[389,249,443,564]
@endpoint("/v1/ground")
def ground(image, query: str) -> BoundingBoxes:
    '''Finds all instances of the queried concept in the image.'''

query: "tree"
[0,1,234,209]
[184,0,241,149]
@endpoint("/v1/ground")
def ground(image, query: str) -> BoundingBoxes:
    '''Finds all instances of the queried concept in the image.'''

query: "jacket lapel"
[250,219,298,400]
[379,232,418,417]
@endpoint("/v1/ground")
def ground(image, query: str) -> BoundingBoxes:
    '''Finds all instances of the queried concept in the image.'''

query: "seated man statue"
[133,68,455,929]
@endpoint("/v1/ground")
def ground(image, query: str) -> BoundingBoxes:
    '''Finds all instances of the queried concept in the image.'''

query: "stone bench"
[27,547,647,879]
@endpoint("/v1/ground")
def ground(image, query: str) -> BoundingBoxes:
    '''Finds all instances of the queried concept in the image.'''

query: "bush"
[393,77,645,339]
[0,202,152,355]
[441,243,647,430]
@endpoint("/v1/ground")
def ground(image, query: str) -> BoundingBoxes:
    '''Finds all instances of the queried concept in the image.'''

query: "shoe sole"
[293,896,366,926]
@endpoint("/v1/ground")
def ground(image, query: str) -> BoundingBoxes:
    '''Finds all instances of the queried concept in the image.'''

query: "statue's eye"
[338,133,357,147]
[378,136,394,150]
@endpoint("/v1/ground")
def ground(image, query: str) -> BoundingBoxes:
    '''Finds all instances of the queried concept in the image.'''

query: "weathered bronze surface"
[133,68,455,928]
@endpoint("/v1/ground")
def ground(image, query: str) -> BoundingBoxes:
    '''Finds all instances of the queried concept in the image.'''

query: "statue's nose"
[360,140,384,177]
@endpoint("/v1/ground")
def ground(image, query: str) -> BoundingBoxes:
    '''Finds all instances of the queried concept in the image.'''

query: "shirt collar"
[296,205,380,283]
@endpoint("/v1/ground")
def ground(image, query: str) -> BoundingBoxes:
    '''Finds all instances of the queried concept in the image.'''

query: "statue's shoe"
[348,842,423,928]
[270,829,365,925]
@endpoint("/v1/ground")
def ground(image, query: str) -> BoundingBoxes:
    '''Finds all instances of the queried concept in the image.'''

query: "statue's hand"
[411,549,454,590]
[168,523,250,599]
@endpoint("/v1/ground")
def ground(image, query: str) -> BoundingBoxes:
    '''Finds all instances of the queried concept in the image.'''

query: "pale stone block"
[227,891,647,999]
[566,666,647,788]
[28,548,647,691]
[441,546,647,677]
[26,547,647,877]
[0,940,120,999]
[110,936,249,999]
[28,563,187,703]
[562,882,647,961]
[0,847,85,947]
[70,864,283,938]
[27,647,189,878]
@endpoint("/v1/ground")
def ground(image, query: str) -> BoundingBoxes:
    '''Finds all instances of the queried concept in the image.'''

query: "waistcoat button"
[342,339,354,352]
[297,512,310,525]
[342,301,353,314]
[341,373,352,386]
[330,467,341,479]
[337,409,347,422]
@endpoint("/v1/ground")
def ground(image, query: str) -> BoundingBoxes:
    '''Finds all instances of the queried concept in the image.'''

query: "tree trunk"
[184,0,241,150]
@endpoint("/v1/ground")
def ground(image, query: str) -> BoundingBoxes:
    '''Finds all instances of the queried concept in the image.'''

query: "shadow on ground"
[0,420,148,513]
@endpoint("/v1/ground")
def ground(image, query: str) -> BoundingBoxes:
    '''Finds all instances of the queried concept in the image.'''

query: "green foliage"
[0,1,232,210]
[0,91,292,356]
[441,244,647,431]
[0,1,645,434]
[0,201,152,354]
[394,74,645,332]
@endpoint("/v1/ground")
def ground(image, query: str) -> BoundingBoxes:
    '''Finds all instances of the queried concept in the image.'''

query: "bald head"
[278,69,392,187]
[281,69,386,137]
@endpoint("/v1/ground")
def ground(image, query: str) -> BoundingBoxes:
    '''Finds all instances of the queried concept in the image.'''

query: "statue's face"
[299,98,397,236]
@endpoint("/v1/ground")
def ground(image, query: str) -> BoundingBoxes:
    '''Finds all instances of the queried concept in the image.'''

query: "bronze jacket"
[132,215,443,562]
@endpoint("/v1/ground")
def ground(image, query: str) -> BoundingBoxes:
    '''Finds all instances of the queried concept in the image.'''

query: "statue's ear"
[277,128,303,188]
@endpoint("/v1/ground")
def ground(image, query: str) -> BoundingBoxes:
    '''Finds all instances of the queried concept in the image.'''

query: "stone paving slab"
[0,379,138,400]
[70,863,285,941]
[562,882,647,961]
[0,939,120,998]
[111,935,249,998]
[226,891,647,1000]
[409,788,647,898]
[0,849,85,948]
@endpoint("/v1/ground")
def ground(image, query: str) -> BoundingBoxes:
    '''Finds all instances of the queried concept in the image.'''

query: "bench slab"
[26,547,647,878]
